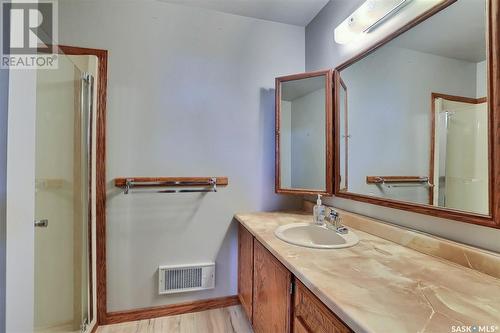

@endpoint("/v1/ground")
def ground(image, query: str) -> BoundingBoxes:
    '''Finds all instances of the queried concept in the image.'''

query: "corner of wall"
[0,67,7,333]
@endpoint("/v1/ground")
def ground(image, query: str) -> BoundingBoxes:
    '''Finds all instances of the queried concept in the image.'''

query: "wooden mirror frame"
[275,70,334,196]
[333,0,500,228]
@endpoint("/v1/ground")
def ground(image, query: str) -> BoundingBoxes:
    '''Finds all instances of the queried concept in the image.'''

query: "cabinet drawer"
[293,279,352,333]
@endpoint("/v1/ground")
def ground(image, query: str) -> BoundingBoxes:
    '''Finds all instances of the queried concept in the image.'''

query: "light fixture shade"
[334,17,360,45]
[334,0,412,44]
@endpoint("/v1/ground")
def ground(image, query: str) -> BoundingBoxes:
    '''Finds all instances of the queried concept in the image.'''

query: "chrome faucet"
[325,209,348,234]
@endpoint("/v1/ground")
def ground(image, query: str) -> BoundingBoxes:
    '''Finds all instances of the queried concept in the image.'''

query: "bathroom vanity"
[236,211,500,333]
[238,218,352,333]
[261,0,500,331]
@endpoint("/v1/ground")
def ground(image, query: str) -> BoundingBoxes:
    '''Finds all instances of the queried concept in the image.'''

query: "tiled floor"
[96,305,253,333]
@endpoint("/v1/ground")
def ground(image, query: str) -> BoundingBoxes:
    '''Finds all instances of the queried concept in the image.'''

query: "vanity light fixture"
[334,0,413,44]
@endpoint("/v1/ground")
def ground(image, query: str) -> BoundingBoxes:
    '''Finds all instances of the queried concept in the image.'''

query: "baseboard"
[90,323,99,333]
[104,295,240,325]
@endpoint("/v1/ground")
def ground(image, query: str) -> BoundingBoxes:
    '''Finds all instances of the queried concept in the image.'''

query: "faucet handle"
[327,209,349,234]
[328,209,339,218]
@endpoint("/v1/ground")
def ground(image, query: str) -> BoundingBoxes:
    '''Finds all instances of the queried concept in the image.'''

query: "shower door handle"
[34,219,49,228]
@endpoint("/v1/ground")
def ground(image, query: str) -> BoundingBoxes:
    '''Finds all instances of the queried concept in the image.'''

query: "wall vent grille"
[158,263,215,294]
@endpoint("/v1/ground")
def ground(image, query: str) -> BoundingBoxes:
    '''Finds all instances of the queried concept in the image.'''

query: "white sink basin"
[274,223,359,249]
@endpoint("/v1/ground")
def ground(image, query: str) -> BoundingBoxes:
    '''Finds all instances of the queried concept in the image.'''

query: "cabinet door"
[293,279,352,333]
[293,317,310,333]
[253,240,292,333]
[238,224,254,322]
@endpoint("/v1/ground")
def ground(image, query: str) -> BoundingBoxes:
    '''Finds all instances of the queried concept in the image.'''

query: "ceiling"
[281,76,325,101]
[391,0,486,63]
[159,0,330,26]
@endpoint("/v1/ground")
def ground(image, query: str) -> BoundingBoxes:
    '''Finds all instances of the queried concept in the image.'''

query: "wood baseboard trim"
[90,323,99,333]
[104,295,240,325]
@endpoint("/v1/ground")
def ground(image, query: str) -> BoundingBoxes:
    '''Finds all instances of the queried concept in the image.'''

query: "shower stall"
[34,51,97,333]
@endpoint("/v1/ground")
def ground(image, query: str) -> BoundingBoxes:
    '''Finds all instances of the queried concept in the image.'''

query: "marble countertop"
[235,212,500,333]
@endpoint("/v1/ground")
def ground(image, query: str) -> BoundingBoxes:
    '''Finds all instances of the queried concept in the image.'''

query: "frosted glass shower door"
[34,53,94,333]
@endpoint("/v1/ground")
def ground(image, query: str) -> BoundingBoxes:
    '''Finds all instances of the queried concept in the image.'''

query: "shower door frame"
[5,45,107,332]
[51,45,108,330]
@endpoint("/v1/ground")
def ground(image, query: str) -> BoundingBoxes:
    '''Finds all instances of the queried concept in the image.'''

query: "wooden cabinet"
[293,279,352,333]
[252,240,292,333]
[238,224,254,322]
[237,223,352,333]
[293,317,311,333]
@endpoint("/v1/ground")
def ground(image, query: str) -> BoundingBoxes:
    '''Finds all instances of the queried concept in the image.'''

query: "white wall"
[59,0,304,311]
[6,70,37,332]
[341,45,477,204]
[306,0,500,253]
[0,67,8,333]
[476,60,487,98]
[291,88,326,189]
[280,101,292,188]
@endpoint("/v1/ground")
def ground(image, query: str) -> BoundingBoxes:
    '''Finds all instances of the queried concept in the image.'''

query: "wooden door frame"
[54,45,108,325]
[333,0,500,228]
[429,93,488,206]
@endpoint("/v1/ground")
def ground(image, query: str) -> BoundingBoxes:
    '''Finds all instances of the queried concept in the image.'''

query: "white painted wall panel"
[0,66,8,333]
[291,88,326,189]
[6,70,37,332]
[58,0,304,311]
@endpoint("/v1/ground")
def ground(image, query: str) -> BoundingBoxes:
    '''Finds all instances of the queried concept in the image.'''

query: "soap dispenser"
[313,194,326,225]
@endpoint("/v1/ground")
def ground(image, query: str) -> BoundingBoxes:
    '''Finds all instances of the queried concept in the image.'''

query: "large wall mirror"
[276,70,333,195]
[334,0,500,227]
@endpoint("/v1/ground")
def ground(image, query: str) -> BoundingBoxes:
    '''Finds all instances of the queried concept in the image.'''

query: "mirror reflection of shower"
[433,96,488,215]
[335,0,490,215]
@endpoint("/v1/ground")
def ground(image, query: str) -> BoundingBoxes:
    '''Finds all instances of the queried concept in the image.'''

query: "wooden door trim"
[431,93,488,105]
[275,69,334,196]
[54,45,109,324]
[333,0,500,228]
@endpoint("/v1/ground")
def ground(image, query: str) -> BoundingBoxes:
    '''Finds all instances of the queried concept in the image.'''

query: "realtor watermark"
[1,0,58,69]
[451,325,499,333]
